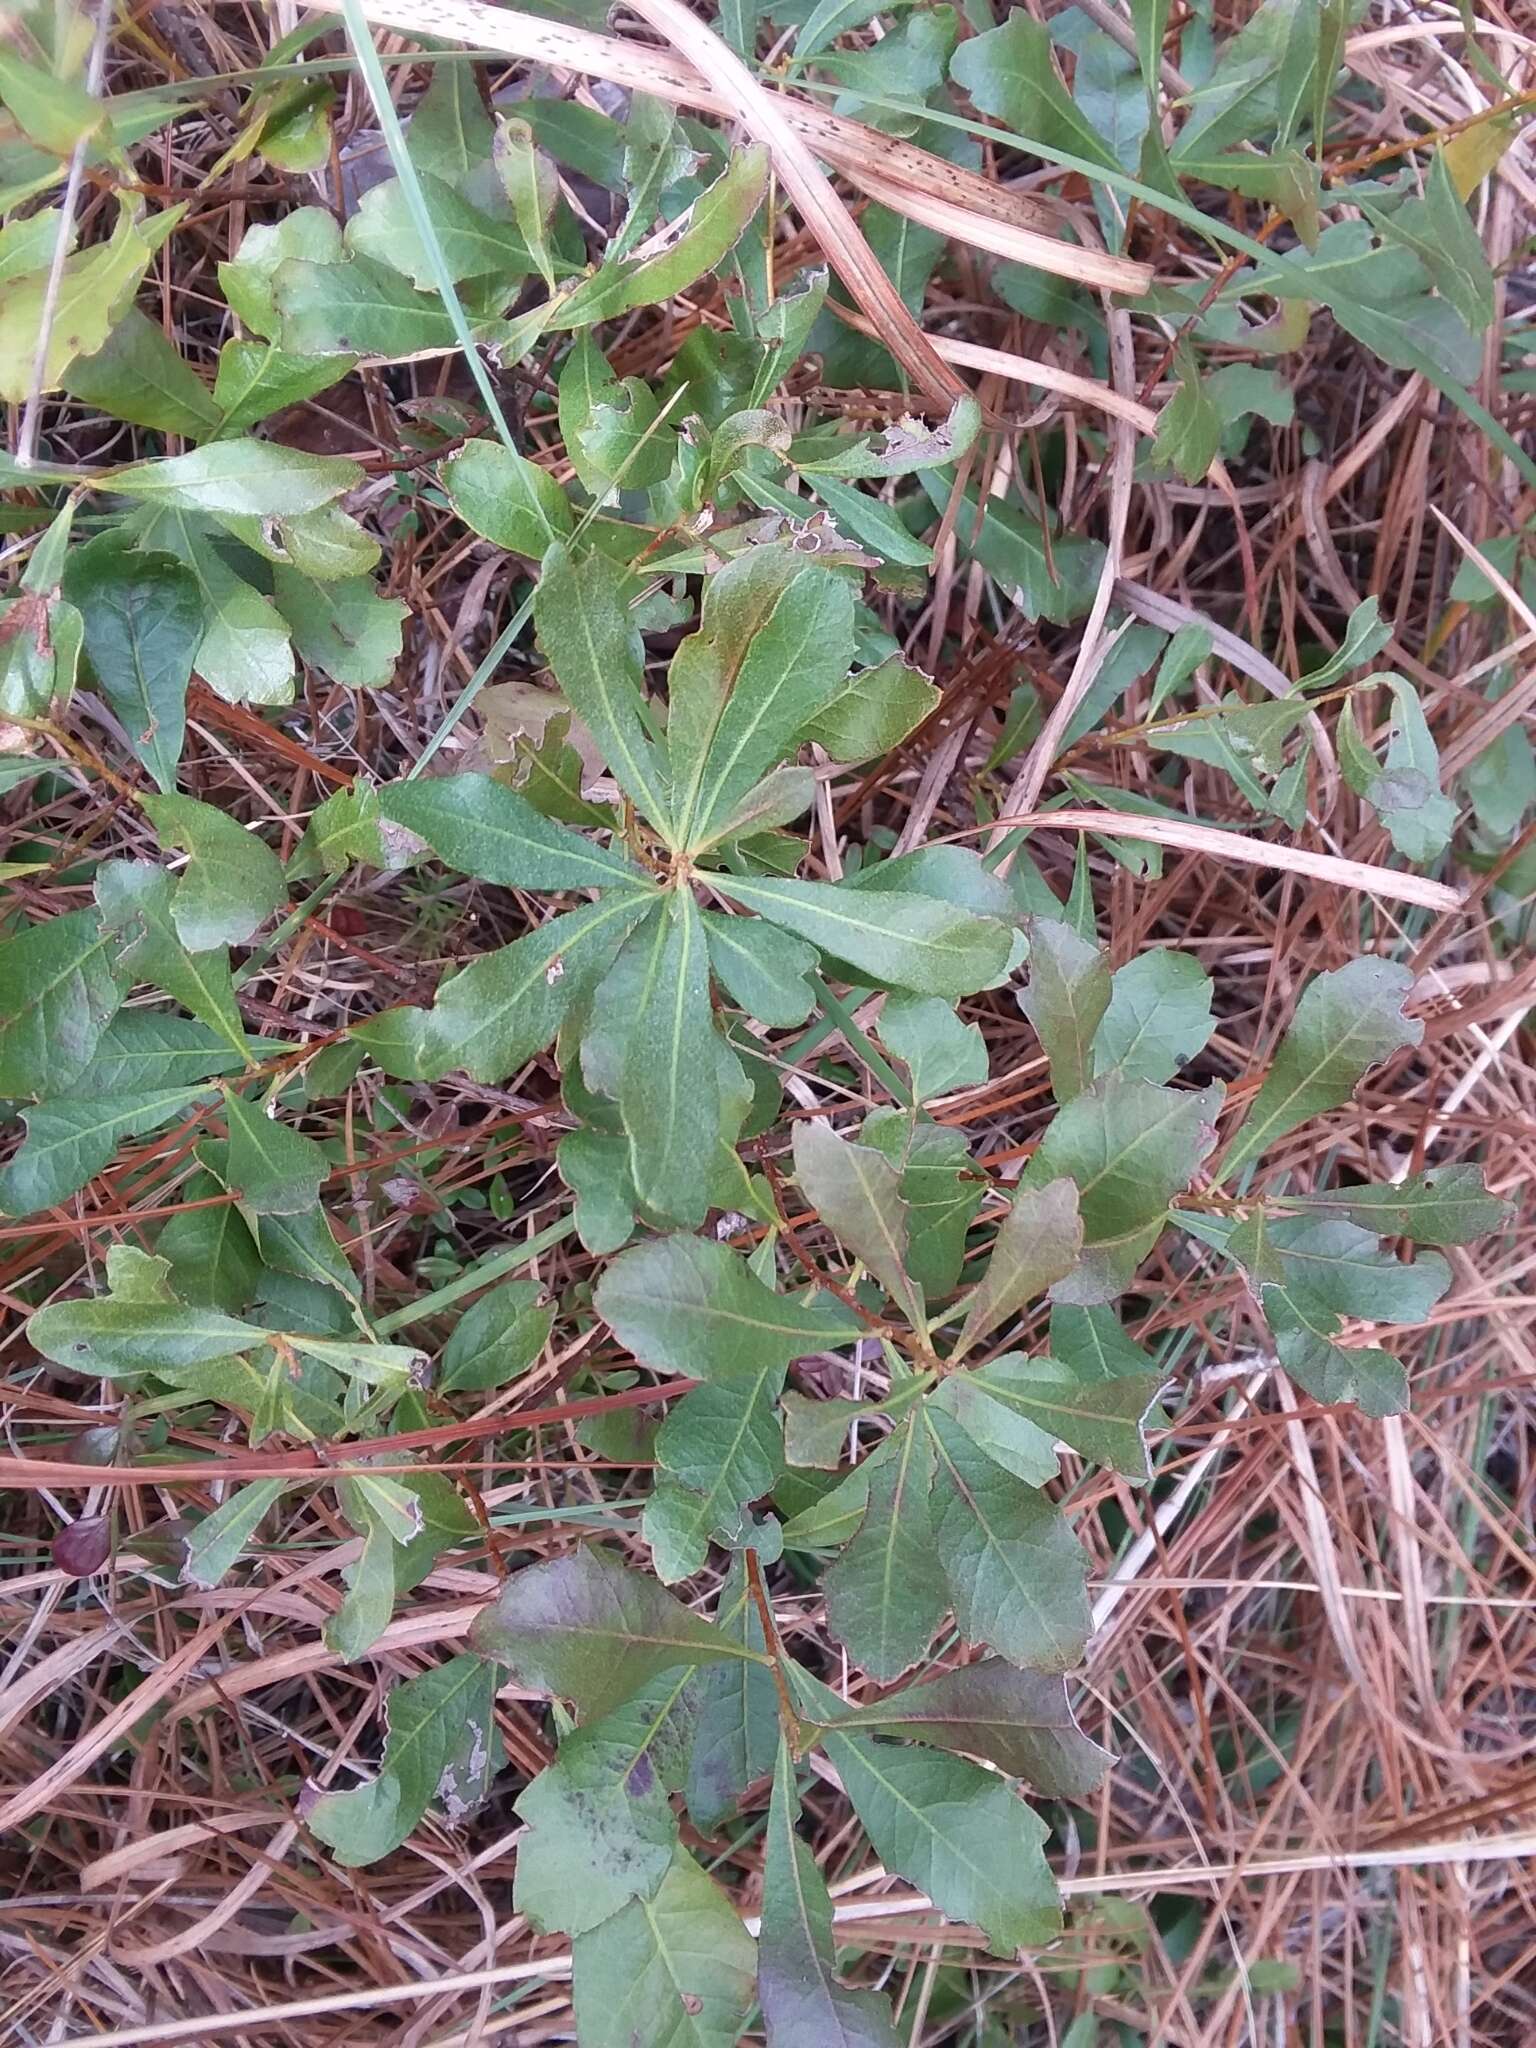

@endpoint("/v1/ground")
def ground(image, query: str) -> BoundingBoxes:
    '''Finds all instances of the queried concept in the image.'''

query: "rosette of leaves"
[337,527,1017,1233]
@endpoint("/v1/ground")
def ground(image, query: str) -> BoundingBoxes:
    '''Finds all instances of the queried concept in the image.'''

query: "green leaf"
[951,14,1122,173]
[667,543,855,850]
[534,541,673,831]
[60,1010,247,1095]
[1017,919,1111,1104]
[347,171,530,290]
[0,908,122,1098]
[818,1709,1061,1955]
[514,1669,694,1936]
[1093,949,1214,1084]
[815,1656,1112,1799]
[560,146,768,327]
[265,568,402,690]
[617,893,727,1227]
[1279,1166,1508,1246]
[598,1233,861,1380]
[406,58,493,181]
[929,1370,1060,1488]
[863,1113,982,1299]
[1026,1074,1223,1303]
[801,653,938,763]
[878,994,986,1102]
[211,338,352,435]
[559,1128,637,1254]
[96,862,248,1062]
[441,438,574,557]
[469,1545,762,1719]
[926,1407,1092,1671]
[223,1090,327,1216]
[67,539,201,792]
[1152,346,1223,482]
[720,875,1012,999]
[439,1278,553,1392]
[358,894,651,1083]
[307,1653,500,1866]
[559,332,677,498]
[125,505,296,708]
[291,783,415,878]
[1220,958,1420,1180]
[110,442,361,517]
[61,306,220,437]
[219,207,343,339]
[646,1357,788,1581]
[0,1085,212,1217]
[1227,1210,1450,1324]
[328,1517,397,1663]
[377,774,650,893]
[140,793,286,951]
[954,1178,1082,1360]
[759,1741,901,2048]
[157,1174,262,1311]
[704,913,817,1028]
[182,1479,287,1589]
[28,1286,259,1377]
[0,205,153,399]
[686,1556,779,1830]
[273,251,504,358]
[1363,150,1495,333]
[930,483,1104,627]
[792,1120,922,1325]
[570,1845,757,2048]
[823,1417,945,1682]
[963,1352,1166,1483]
[1355,675,1456,863]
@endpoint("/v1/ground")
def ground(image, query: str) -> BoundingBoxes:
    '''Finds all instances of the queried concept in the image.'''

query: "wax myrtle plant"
[0,1,1522,2039]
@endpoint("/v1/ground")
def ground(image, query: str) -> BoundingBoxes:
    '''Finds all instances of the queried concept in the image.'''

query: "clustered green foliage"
[0,0,1525,2039]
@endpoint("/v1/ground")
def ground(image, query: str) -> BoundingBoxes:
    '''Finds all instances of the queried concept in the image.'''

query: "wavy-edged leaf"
[1093,948,1214,1084]
[1279,1166,1508,1246]
[0,1085,212,1217]
[308,1653,499,1867]
[1026,1074,1223,1304]
[95,861,248,1062]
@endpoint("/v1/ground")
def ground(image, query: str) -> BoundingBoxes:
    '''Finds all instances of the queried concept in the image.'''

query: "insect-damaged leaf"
[468,1545,765,1720]
[758,1740,902,2048]
[1093,948,1214,1085]
[1220,958,1420,1179]
[1278,1166,1509,1246]
[307,1653,500,1867]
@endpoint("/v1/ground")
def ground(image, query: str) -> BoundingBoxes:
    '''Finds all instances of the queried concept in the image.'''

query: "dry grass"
[3,0,1535,2042]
